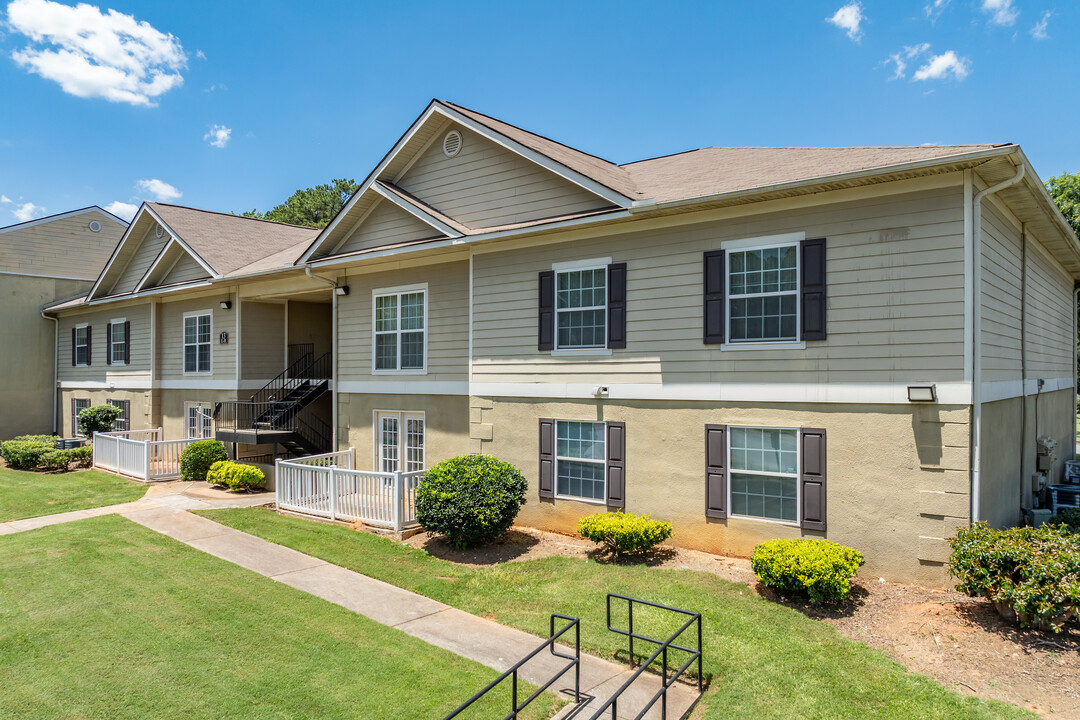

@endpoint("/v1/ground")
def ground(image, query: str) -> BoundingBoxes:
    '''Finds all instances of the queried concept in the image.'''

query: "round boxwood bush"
[751,538,865,605]
[415,454,527,548]
[179,439,228,481]
[578,511,673,557]
[78,404,123,436]
[206,460,265,491]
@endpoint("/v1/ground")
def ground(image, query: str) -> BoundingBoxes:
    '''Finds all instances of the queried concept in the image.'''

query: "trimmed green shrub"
[0,436,58,469]
[949,521,1080,632]
[751,538,865,605]
[78,405,123,437]
[65,445,93,468]
[1047,507,1080,534]
[415,454,527,548]
[206,460,265,491]
[179,440,228,482]
[578,511,673,557]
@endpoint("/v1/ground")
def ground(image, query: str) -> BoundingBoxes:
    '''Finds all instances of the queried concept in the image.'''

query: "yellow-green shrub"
[206,460,265,491]
[751,538,865,605]
[577,511,673,557]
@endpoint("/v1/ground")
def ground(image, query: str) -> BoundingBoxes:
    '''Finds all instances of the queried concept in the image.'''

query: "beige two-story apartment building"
[42,100,1079,585]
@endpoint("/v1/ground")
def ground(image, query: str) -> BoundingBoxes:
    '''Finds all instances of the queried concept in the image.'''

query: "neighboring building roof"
[0,205,128,280]
[0,205,128,234]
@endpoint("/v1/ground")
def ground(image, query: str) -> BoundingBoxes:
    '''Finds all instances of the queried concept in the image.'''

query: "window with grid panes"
[729,427,799,522]
[556,268,606,349]
[727,244,798,342]
[374,291,425,371]
[555,420,606,501]
[183,313,211,373]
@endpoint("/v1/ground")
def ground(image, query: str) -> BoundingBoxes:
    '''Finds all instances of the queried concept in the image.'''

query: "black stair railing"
[286,343,314,373]
[249,350,330,406]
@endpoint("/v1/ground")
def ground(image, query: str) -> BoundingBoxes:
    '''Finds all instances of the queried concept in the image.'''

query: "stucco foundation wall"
[337,393,470,471]
[474,397,971,586]
[59,388,154,437]
[157,389,242,440]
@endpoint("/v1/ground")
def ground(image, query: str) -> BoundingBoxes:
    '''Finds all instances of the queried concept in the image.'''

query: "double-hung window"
[107,399,130,431]
[375,411,425,472]
[183,312,211,374]
[556,268,606,349]
[729,426,799,523]
[74,325,90,366]
[109,320,127,365]
[727,244,799,343]
[555,420,606,502]
[373,286,426,373]
[71,398,91,436]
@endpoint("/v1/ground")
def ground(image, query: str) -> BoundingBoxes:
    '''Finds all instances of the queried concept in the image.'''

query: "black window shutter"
[538,418,555,499]
[71,327,76,366]
[607,262,627,349]
[538,271,555,351]
[106,323,112,365]
[800,428,827,531]
[705,424,728,518]
[124,321,131,364]
[800,238,827,341]
[703,250,725,344]
[85,325,92,366]
[605,421,626,508]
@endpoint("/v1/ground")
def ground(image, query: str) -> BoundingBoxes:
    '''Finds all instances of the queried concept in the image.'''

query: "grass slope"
[0,466,145,522]
[198,507,1035,720]
[0,515,556,720]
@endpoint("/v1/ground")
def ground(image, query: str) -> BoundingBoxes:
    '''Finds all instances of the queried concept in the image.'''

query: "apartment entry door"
[374,411,425,473]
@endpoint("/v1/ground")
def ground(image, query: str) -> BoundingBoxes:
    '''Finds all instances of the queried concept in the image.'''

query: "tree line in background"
[239,178,359,228]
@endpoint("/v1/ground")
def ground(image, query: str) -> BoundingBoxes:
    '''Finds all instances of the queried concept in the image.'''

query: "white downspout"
[971,162,1026,524]
[305,266,339,449]
[41,310,59,435]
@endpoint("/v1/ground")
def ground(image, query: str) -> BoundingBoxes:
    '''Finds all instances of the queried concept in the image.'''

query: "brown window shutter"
[538,418,555,498]
[705,424,728,518]
[800,428,827,531]
[538,271,555,351]
[124,321,131,364]
[605,421,626,508]
[607,262,627,349]
[703,250,725,344]
[71,327,76,366]
[86,325,92,366]
[106,323,112,365]
[800,238,827,341]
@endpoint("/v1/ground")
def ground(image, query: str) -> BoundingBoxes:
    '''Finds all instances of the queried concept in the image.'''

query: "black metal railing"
[287,343,314,373]
[589,595,703,720]
[213,401,278,432]
[249,350,330,405]
[442,614,580,720]
[296,411,331,454]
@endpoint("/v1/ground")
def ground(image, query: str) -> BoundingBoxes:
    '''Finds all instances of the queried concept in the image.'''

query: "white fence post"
[393,471,404,533]
[275,459,282,508]
[329,465,338,522]
[92,432,99,468]
[144,441,152,482]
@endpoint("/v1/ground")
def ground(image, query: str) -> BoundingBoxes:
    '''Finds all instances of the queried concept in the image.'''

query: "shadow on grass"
[415,529,541,565]
[753,580,871,619]
[584,546,680,567]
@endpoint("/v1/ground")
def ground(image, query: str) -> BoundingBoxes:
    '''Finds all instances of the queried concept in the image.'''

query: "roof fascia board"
[330,193,384,255]
[0,205,127,235]
[141,205,222,279]
[133,238,179,293]
[372,182,462,238]
[87,203,152,300]
[47,279,216,312]
[1012,147,1080,264]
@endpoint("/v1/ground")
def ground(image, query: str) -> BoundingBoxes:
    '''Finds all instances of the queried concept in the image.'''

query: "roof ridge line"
[148,201,320,232]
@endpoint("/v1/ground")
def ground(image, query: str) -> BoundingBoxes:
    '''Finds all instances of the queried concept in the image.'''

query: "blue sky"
[0,0,1074,225]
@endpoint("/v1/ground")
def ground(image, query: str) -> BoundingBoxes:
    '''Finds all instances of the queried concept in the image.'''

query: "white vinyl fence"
[93,429,198,482]
[275,448,423,531]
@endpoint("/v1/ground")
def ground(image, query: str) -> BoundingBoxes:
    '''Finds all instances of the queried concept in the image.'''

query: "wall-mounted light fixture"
[907,384,937,402]
[219,300,232,310]
[334,286,350,296]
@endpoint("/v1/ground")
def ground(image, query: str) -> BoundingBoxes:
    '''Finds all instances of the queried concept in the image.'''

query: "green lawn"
[0,465,146,522]
[198,507,1035,720]
[0,515,556,720]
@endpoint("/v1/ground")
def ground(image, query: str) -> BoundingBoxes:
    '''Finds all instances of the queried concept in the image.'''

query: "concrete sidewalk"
[1,483,702,719]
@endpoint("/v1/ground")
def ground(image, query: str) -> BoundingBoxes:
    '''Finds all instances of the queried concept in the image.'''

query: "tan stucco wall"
[58,388,154,437]
[337,393,470,471]
[473,396,972,586]
[157,389,243,440]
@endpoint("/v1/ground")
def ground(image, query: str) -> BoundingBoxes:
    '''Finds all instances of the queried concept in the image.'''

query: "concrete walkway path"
[0,482,702,719]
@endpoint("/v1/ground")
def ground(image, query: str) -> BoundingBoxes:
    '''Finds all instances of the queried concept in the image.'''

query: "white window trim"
[725,240,801,346]
[74,323,90,367]
[184,402,214,439]
[372,410,426,473]
[71,397,91,436]
[109,318,127,366]
[371,283,429,376]
[553,261,609,352]
[727,425,801,527]
[182,310,213,376]
[106,398,130,431]
[554,419,607,505]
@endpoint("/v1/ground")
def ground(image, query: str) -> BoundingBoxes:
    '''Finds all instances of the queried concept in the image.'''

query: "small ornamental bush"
[949,521,1080,632]
[38,446,92,471]
[751,538,865,605]
[0,435,58,469]
[206,460,265,491]
[1047,507,1080,534]
[578,511,673,557]
[78,405,123,437]
[415,454,527,548]
[179,439,228,482]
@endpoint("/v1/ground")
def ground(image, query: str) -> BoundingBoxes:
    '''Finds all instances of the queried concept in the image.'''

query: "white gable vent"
[443,130,463,158]
[88,220,101,233]
[155,224,165,238]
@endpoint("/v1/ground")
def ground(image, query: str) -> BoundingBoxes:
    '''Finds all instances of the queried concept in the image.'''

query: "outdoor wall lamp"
[907,384,937,402]
[219,300,232,310]
[335,285,350,296]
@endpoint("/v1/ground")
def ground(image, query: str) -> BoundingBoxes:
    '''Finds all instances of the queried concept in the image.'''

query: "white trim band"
[338,380,469,396]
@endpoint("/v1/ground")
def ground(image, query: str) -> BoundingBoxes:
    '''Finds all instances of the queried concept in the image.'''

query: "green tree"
[1046,170,1080,239]
[241,178,359,228]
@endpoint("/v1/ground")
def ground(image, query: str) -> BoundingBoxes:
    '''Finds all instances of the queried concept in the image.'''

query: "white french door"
[375,411,425,472]
[185,402,214,439]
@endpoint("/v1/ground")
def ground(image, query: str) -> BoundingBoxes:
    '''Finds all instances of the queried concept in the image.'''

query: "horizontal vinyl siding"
[335,199,440,255]
[979,203,1023,383]
[157,294,237,381]
[1025,237,1075,378]
[241,301,285,380]
[57,303,152,384]
[397,124,612,229]
[160,251,211,285]
[0,210,123,279]
[472,185,968,385]
[337,260,468,383]
[110,224,168,295]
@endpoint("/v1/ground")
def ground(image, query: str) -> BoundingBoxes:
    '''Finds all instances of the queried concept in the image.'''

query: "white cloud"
[204,124,231,148]
[195,49,206,60]
[1030,11,1051,40]
[0,194,10,203]
[884,43,931,80]
[826,2,864,42]
[202,82,226,93]
[5,0,186,106]
[924,0,950,22]
[135,178,181,201]
[913,50,971,81]
[103,200,138,220]
[981,0,1018,26]
[12,201,44,222]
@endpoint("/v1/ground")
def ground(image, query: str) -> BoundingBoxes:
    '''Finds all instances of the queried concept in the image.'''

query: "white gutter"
[971,162,1026,524]
[305,266,340,449]
[41,309,59,435]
